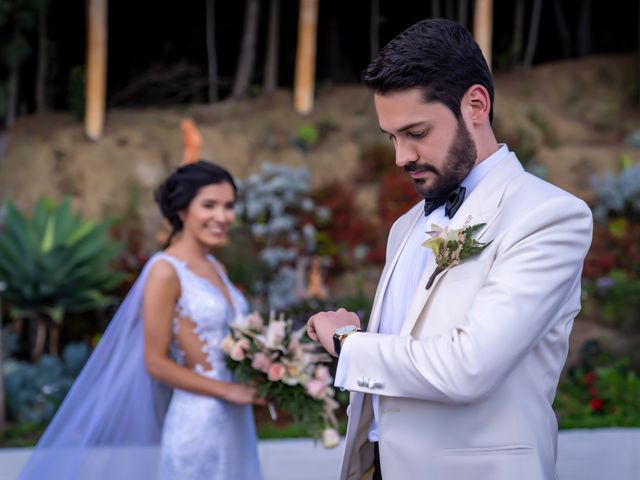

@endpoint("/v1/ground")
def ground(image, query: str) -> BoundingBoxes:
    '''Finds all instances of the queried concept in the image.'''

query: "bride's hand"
[223,384,267,406]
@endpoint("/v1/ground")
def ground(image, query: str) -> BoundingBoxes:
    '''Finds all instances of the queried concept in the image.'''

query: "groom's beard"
[405,120,477,200]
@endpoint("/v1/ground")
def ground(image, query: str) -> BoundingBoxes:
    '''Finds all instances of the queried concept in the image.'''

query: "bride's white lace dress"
[156,252,262,480]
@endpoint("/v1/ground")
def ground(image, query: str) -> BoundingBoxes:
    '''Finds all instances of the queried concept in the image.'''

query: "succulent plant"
[3,342,91,425]
[0,197,122,360]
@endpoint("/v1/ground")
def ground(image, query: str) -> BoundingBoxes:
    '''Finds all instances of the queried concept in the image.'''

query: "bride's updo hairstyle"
[154,160,237,247]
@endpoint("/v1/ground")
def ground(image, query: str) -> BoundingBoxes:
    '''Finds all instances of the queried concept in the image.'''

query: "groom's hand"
[307,308,361,357]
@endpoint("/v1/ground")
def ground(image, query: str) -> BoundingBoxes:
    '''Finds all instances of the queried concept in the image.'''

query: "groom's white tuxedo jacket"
[338,152,593,480]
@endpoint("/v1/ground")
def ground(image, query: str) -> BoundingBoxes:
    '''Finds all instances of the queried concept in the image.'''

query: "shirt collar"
[460,144,509,196]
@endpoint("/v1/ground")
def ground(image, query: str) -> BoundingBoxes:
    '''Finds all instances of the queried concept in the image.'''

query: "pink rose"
[267,362,286,382]
[306,379,326,399]
[230,339,249,361]
[314,365,330,383]
[251,352,272,373]
[321,427,340,449]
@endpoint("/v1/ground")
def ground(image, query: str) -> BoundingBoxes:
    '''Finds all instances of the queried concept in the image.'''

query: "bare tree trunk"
[85,0,108,140]
[35,1,48,114]
[522,0,543,71]
[264,0,280,94]
[370,0,380,60]
[577,0,591,57]
[206,0,218,102]
[431,0,441,18]
[6,28,20,129]
[457,0,468,27]
[49,323,60,357]
[552,0,571,58]
[232,0,260,99]
[445,0,455,20]
[511,0,525,70]
[31,318,47,363]
[326,16,340,80]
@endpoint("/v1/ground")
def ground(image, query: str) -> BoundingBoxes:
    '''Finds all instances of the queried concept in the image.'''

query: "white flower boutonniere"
[422,223,490,289]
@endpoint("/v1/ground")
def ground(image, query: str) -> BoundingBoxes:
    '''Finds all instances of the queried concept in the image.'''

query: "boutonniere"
[422,223,489,289]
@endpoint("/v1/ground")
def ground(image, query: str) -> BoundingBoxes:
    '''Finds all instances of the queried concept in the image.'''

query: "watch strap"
[333,327,361,356]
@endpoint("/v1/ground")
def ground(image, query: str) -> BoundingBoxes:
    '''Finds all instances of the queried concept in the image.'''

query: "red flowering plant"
[222,311,341,448]
[312,181,384,269]
[378,169,420,232]
[553,341,640,428]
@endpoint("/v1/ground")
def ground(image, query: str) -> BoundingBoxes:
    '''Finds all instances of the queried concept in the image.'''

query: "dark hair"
[154,160,237,247]
[362,18,494,122]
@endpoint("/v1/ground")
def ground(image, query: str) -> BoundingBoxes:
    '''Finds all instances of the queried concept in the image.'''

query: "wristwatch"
[333,325,361,356]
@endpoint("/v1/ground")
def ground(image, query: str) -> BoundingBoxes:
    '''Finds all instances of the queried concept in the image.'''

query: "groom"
[307,19,593,480]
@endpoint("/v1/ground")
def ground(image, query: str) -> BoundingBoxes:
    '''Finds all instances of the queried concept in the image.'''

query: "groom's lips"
[405,163,439,180]
[409,170,432,180]
[409,169,440,182]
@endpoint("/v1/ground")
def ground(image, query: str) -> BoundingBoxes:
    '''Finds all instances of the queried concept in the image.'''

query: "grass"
[1,419,348,447]
[257,419,347,440]
[0,423,45,448]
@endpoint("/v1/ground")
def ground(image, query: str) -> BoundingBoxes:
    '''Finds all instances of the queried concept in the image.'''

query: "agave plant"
[0,198,122,361]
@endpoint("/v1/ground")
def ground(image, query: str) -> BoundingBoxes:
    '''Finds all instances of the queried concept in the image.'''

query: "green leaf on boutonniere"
[422,222,490,290]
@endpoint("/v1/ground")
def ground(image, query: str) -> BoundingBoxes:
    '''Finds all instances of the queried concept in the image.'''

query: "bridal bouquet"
[222,311,341,448]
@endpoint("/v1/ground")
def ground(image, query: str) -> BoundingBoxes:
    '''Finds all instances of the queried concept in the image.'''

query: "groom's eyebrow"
[380,121,428,135]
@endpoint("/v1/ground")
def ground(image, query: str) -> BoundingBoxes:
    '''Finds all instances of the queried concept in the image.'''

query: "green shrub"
[3,342,91,426]
[554,342,640,428]
[296,124,319,149]
[0,198,121,360]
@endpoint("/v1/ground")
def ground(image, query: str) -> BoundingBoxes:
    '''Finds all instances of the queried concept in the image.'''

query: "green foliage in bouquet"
[0,198,122,360]
[223,312,340,448]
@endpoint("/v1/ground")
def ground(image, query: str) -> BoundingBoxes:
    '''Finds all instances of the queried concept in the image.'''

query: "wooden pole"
[473,0,493,71]
[294,0,319,115]
[85,0,108,141]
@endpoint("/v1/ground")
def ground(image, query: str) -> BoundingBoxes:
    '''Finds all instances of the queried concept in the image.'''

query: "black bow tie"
[423,185,467,218]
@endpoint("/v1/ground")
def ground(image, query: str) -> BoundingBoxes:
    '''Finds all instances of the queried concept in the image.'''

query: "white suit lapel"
[366,202,423,334]
[400,153,525,336]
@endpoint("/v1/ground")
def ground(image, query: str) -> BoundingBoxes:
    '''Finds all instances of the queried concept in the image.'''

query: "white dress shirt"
[334,144,510,442]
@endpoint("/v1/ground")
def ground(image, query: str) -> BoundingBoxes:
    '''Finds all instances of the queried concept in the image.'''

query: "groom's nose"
[395,139,418,167]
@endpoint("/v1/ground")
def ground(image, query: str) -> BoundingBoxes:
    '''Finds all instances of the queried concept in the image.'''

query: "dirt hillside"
[1,54,638,250]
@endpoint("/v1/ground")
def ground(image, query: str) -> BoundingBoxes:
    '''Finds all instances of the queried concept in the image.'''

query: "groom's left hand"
[307,308,361,357]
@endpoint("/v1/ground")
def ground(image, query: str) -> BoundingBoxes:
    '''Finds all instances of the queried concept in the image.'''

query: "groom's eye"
[407,130,426,139]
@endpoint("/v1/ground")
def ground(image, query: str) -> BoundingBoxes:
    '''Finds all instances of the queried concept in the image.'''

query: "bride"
[19,161,264,480]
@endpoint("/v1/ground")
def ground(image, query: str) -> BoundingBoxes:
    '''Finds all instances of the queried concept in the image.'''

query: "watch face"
[336,325,357,336]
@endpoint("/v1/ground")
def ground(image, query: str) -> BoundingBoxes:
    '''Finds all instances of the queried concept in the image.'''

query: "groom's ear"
[462,84,491,126]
